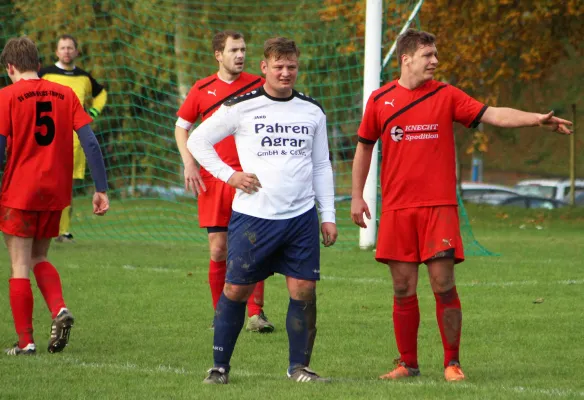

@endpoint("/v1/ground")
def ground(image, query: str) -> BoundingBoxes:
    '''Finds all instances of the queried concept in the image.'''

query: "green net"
[0,0,493,255]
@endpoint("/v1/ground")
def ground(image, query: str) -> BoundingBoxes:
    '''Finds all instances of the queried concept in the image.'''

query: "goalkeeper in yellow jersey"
[40,34,108,243]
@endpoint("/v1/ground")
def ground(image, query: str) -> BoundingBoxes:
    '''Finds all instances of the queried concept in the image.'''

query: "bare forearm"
[174,126,197,167]
[351,143,374,199]
[482,107,540,128]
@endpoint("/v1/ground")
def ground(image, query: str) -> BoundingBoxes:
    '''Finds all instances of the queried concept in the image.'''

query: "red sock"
[393,294,420,369]
[434,286,462,367]
[33,261,66,319]
[9,278,34,348]
[208,260,226,310]
[247,280,264,317]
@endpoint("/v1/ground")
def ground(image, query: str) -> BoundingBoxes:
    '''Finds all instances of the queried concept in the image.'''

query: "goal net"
[0,0,493,254]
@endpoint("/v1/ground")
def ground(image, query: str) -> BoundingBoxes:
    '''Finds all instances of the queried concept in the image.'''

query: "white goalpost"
[359,0,425,249]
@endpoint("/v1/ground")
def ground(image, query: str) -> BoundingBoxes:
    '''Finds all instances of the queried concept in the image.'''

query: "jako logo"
[254,115,266,120]
[213,346,224,351]
[391,126,404,142]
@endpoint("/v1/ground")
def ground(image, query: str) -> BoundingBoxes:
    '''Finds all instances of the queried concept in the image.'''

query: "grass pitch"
[0,204,582,399]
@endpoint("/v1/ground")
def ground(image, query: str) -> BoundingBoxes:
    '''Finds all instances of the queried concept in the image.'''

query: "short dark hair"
[57,34,78,49]
[0,36,40,72]
[212,30,244,53]
[396,29,436,66]
[263,37,300,60]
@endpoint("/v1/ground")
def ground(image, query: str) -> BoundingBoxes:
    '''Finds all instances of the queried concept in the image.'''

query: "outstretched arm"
[481,108,572,134]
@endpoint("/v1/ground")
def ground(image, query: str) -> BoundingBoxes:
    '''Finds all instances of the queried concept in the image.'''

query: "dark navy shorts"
[225,206,320,285]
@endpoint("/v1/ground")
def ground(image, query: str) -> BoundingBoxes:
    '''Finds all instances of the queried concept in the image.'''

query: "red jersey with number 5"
[0,78,92,211]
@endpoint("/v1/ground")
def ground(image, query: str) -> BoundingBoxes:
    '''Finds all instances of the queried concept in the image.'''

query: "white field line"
[64,263,185,274]
[64,263,584,287]
[122,264,181,273]
[31,356,584,398]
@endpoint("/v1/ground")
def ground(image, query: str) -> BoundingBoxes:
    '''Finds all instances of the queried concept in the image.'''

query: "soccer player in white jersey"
[188,37,337,384]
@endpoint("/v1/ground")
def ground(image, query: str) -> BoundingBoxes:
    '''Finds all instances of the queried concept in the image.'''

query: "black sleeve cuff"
[358,136,376,145]
[470,105,489,128]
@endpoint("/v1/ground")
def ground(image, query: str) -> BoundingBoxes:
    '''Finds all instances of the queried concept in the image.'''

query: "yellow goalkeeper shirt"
[39,63,107,179]
[39,63,107,112]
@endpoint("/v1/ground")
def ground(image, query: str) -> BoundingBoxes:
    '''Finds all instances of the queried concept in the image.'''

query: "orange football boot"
[380,359,420,380]
[444,361,465,381]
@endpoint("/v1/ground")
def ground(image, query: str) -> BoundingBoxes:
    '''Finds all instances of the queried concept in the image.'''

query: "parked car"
[514,179,584,202]
[337,183,522,207]
[460,182,521,205]
[573,191,584,206]
[498,195,567,209]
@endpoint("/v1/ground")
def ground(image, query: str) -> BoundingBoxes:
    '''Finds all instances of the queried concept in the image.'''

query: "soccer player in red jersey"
[351,29,572,381]
[174,30,274,332]
[0,37,109,355]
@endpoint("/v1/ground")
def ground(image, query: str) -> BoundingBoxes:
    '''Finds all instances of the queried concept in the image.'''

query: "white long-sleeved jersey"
[187,87,335,223]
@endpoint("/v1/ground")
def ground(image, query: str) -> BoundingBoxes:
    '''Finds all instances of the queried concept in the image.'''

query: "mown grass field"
[0,202,582,400]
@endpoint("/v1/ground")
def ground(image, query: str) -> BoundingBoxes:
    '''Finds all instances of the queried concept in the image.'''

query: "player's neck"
[56,61,75,71]
[262,83,293,99]
[398,74,430,90]
[217,69,240,83]
[13,71,39,82]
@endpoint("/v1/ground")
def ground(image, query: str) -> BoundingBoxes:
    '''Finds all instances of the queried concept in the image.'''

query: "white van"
[514,179,584,201]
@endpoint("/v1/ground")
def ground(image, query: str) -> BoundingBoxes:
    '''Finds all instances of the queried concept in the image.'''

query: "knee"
[31,256,47,268]
[210,244,227,262]
[223,283,253,302]
[431,274,455,293]
[392,277,416,297]
[289,280,316,302]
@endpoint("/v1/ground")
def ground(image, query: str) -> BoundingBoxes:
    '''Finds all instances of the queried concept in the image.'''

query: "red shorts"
[0,206,62,239]
[197,179,236,228]
[375,205,464,264]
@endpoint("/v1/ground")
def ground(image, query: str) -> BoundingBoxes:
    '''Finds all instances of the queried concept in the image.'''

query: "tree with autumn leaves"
[321,0,583,177]
[321,0,583,103]
[421,0,584,104]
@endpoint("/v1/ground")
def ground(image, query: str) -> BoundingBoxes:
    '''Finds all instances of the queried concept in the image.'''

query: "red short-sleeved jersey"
[0,78,92,211]
[358,79,487,211]
[177,72,264,180]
